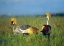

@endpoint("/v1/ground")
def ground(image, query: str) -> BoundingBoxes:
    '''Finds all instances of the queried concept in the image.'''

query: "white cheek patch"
[13,22,15,24]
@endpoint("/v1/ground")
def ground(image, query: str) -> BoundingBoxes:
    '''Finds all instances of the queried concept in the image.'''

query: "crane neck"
[46,16,49,25]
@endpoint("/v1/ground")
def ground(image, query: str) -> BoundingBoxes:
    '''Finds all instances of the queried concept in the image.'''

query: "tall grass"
[0,16,64,46]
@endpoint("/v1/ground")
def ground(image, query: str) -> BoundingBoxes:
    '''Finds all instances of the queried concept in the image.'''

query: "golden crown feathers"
[46,12,51,18]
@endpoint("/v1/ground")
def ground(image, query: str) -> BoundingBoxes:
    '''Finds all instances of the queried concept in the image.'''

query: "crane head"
[46,12,51,20]
[11,18,17,27]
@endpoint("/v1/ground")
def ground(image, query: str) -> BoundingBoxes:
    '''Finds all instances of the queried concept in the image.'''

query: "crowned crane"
[11,18,39,36]
[41,12,51,40]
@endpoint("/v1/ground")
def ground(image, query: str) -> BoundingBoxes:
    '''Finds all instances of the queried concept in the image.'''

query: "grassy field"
[0,15,64,46]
